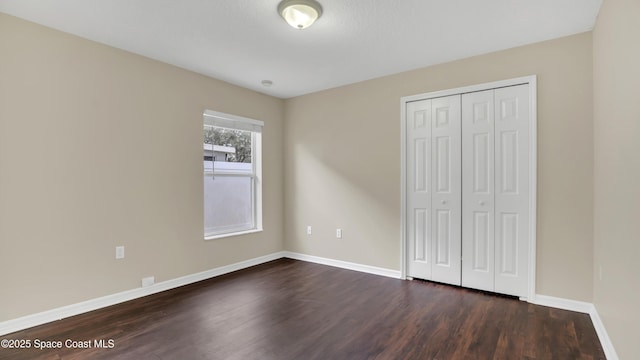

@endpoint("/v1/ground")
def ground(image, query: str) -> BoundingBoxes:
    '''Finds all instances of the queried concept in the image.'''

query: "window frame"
[203,110,263,240]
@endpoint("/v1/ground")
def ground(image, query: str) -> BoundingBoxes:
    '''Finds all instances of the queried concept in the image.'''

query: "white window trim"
[203,110,263,240]
[204,228,263,241]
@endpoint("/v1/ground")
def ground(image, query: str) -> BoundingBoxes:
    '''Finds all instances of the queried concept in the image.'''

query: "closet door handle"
[441,200,447,205]
[479,201,485,206]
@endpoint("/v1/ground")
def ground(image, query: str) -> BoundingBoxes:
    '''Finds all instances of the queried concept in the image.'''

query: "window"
[203,110,263,239]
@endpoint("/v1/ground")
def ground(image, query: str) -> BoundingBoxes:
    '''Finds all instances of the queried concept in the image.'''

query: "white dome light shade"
[278,0,323,29]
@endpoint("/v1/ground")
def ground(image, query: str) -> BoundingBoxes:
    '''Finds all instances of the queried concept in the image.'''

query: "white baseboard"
[589,305,619,360]
[0,251,618,360]
[282,251,402,279]
[530,294,593,313]
[531,294,618,360]
[0,251,285,336]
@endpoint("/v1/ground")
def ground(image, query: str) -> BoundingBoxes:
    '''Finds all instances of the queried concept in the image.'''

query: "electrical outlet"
[307,226,312,235]
[115,246,125,260]
[336,229,342,239]
[142,276,155,287]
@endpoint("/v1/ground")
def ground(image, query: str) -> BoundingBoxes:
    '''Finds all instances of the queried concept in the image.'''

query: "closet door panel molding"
[494,84,530,297]
[462,89,495,292]
[405,100,433,280]
[430,95,462,286]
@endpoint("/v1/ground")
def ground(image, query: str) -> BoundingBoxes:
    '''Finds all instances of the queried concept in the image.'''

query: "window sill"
[204,228,263,241]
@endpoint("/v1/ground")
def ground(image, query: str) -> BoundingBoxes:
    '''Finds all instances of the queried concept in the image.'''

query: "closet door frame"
[400,75,537,301]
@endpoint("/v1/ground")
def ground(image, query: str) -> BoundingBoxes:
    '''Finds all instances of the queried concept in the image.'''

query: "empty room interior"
[0,0,638,359]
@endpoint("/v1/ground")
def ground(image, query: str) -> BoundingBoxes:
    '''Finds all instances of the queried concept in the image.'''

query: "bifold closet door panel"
[494,84,530,297]
[461,90,496,292]
[406,95,462,285]
[430,95,462,286]
[406,99,433,280]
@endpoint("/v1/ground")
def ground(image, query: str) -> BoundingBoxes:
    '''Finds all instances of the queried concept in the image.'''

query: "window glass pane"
[205,161,252,174]
[204,175,254,235]
[204,126,252,164]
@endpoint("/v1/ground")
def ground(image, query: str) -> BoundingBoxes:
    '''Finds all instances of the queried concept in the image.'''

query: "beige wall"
[284,32,594,302]
[0,9,602,327]
[0,14,284,322]
[593,0,640,358]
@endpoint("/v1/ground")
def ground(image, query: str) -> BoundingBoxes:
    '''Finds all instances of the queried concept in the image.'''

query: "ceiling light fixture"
[278,0,323,30]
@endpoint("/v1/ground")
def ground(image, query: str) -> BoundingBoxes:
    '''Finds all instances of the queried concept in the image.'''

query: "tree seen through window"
[204,127,251,163]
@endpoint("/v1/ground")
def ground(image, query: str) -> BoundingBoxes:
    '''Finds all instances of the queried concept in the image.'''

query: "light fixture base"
[277,0,323,30]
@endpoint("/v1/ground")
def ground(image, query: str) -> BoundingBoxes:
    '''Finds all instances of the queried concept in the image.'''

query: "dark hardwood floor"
[0,259,605,360]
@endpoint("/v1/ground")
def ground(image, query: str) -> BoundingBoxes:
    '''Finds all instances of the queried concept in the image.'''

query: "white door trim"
[400,75,537,301]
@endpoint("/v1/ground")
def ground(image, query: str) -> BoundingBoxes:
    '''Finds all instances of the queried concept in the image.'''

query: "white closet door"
[406,99,433,280]
[430,95,462,285]
[461,90,495,292]
[494,84,529,297]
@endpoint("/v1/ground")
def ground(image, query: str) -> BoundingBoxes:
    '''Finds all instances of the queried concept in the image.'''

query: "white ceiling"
[0,0,602,98]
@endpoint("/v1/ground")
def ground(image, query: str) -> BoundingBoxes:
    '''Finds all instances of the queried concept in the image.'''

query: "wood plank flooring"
[0,259,605,359]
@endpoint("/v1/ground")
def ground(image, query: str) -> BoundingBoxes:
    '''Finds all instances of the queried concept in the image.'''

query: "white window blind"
[204,110,263,133]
